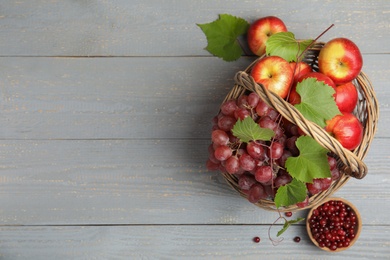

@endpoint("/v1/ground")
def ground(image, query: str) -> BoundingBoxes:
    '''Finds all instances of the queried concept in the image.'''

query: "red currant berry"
[253,236,260,243]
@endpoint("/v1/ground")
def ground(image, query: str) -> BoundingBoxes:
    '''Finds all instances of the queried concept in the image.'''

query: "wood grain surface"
[0,0,389,259]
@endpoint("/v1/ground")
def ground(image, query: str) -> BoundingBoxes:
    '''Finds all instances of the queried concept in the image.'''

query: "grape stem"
[268,213,285,246]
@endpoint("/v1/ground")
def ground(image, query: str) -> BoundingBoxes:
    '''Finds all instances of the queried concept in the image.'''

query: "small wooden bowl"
[306,197,362,252]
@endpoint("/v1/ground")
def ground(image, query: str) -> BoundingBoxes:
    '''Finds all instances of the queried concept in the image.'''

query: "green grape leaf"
[232,117,274,143]
[197,14,249,61]
[274,178,307,208]
[295,77,341,127]
[285,136,331,183]
[277,217,305,237]
[266,32,313,62]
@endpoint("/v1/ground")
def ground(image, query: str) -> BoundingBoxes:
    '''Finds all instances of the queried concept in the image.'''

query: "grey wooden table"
[0,1,388,259]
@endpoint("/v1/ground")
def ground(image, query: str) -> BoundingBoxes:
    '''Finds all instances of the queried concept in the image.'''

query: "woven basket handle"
[234,71,368,179]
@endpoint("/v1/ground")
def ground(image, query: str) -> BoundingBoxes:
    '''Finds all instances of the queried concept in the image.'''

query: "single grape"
[259,116,278,131]
[237,95,249,108]
[234,107,251,120]
[268,142,284,160]
[211,129,229,146]
[254,165,273,184]
[221,99,239,116]
[239,153,256,171]
[218,115,236,132]
[246,141,266,160]
[214,145,233,161]
[225,156,240,174]
[238,173,257,191]
[247,183,267,203]
[255,99,271,117]
[248,92,260,108]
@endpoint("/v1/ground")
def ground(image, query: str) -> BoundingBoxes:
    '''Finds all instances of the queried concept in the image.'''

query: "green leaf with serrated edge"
[285,136,331,184]
[294,77,341,127]
[197,14,249,61]
[274,178,307,208]
[232,117,274,143]
[265,32,313,62]
[277,217,305,237]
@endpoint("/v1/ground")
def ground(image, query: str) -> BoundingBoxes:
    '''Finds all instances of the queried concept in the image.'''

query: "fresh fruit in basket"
[250,56,294,99]
[200,14,378,216]
[325,113,363,151]
[247,16,288,56]
[318,37,363,85]
[334,82,359,113]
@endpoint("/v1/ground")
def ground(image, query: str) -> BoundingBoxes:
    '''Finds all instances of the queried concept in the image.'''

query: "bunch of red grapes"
[206,92,341,207]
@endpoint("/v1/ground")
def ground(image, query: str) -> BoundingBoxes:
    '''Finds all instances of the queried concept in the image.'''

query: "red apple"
[289,61,312,82]
[250,56,293,99]
[335,82,358,113]
[288,72,337,105]
[318,37,363,85]
[325,113,363,150]
[247,16,288,56]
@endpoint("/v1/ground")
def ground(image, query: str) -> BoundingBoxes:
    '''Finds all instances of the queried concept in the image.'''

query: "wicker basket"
[221,42,379,212]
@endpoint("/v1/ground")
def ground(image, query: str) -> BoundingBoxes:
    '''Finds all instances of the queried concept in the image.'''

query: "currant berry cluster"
[206,92,341,206]
[308,200,359,251]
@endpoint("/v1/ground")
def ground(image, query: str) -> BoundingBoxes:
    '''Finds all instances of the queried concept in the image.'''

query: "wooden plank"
[0,55,388,140]
[0,1,387,258]
[0,138,387,225]
[0,0,388,56]
[0,225,387,259]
